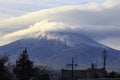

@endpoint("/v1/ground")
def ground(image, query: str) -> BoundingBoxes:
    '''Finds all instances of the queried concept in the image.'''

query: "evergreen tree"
[0,55,15,80]
[13,48,34,80]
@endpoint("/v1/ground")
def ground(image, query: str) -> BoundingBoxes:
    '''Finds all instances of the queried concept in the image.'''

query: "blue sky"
[0,0,120,50]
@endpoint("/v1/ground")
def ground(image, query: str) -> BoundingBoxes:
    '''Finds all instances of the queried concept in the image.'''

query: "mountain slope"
[0,32,120,71]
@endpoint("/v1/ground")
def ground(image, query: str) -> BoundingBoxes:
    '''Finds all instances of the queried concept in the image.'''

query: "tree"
[0,55,15,80]
[108,71,120,78]
[13,48,34,80]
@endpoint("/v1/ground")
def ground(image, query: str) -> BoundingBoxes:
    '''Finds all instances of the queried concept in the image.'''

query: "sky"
[0,0,120,50]
[0,0,104,20]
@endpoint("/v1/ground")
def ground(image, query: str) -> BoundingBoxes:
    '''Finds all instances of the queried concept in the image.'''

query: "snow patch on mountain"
[33,32,105,47]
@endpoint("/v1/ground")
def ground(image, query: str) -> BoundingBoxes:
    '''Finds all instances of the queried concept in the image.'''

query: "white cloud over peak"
[3,20,81,39]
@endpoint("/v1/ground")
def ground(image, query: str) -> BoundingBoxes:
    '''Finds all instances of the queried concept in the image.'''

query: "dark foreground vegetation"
[0,48,120,80]
[0,49,50,80]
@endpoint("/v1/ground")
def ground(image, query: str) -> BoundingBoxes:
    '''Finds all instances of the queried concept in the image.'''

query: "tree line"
[0,48,50,80]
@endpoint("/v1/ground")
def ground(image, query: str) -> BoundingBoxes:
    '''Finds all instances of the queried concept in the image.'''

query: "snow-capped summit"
[32,32,105,47]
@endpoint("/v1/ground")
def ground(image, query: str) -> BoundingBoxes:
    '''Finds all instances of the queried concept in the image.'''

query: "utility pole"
[103,49,107,70]
[71,57,74,80]
[66,57,78,80]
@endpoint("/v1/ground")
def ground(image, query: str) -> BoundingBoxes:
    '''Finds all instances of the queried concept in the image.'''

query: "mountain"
[0,32,120,71]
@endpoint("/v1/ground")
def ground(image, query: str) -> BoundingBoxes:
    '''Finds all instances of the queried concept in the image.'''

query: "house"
[61,67,107,80]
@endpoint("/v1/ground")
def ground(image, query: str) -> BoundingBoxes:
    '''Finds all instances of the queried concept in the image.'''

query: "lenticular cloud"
[3,20,81,39]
